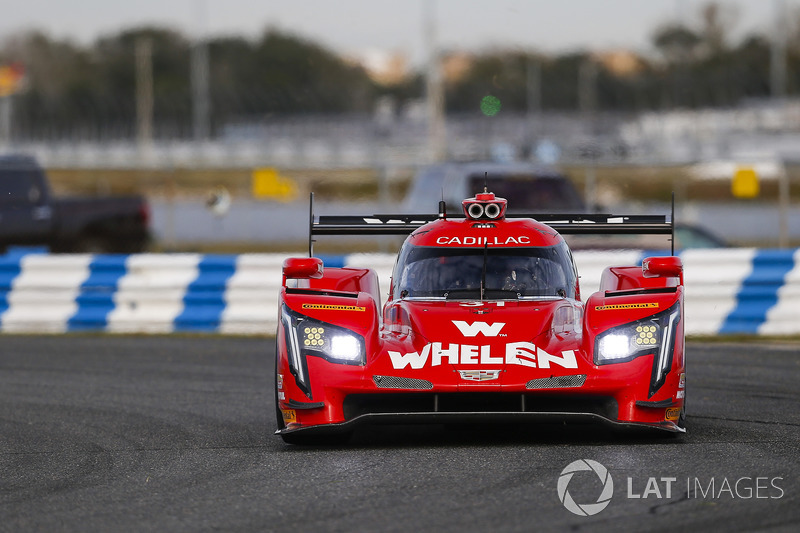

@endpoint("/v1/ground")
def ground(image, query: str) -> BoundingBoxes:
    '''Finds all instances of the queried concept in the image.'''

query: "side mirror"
[283,257,324,279]
[642,256,682,278]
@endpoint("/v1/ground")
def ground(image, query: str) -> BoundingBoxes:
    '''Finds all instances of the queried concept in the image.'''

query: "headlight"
[596,323,662,364]
[300,323,364,363]
[282,306,365,366]
[594,302,681,397]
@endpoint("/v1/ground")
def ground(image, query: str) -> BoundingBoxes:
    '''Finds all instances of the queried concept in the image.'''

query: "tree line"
[1,2,799,139]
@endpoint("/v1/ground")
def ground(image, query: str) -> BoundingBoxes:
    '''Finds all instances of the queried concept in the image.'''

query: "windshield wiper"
[444,289,519,300]
[444,289,481,299]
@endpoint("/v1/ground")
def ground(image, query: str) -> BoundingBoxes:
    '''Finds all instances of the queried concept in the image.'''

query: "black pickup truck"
[0,155,150,253]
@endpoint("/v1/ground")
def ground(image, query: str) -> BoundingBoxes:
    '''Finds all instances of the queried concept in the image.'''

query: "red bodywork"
[275,195,685,442]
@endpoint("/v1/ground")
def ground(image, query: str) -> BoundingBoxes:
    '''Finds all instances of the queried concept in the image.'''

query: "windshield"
[392,242,577,300]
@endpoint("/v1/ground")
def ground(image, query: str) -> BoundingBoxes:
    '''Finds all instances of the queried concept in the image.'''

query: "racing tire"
[274,338,286,432]
[274,338,351,445]
[664,405,686,438]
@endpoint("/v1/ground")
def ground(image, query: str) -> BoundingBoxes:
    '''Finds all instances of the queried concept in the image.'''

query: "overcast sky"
[0,0,793,64]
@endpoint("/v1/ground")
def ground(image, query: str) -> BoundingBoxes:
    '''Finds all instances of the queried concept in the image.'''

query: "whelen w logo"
[452,320,505,337]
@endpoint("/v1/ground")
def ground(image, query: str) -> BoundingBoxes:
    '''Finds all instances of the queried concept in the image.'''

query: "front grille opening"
[344,393,434,419]
[343,393,617,421]
[438,393,519,412]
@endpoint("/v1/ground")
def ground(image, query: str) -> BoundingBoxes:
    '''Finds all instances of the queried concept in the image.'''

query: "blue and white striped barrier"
[0,249,798,336]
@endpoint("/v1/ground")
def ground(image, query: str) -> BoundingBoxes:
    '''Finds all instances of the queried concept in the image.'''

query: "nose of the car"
[402,299,559,344]
[386,301,558,382]
[376,299,582,388]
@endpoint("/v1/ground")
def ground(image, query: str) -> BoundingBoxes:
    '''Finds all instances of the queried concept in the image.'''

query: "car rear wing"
[307,193,675,255]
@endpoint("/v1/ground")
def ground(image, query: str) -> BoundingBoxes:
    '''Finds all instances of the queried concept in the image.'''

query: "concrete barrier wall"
[1,249,798,336]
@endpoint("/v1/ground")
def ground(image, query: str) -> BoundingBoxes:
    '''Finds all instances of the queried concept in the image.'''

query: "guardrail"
[0,249,798,336]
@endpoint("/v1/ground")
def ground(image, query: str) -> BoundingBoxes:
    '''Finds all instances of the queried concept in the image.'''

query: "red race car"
[275,191,685,443]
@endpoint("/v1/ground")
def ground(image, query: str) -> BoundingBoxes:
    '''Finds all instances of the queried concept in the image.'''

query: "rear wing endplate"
[308,193,675,255]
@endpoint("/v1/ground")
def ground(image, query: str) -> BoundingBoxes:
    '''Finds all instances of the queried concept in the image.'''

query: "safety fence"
[0,249,798,336]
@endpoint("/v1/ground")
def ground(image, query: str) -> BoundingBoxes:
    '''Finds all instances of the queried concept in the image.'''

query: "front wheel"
[274,337,351,445]
[664,404,686,438]
[274,339,286,432]
[676,403,686,431]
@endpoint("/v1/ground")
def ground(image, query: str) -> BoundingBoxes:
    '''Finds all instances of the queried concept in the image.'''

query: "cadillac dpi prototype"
[276,192,686,443]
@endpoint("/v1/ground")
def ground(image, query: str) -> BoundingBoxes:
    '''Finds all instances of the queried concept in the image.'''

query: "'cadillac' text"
[435,236,531,246]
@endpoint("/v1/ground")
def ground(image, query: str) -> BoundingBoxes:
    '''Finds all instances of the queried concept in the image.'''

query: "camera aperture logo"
[557,459,614,516]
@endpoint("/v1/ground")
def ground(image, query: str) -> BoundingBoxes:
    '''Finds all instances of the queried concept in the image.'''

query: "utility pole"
[579,59,598,122]
[425,0,446,162]
[579,58,599,211]
[525,57,541,157]
[772,0,790,248]
[191,0,211,142]
[135,36,154,161]
[771,0,787,100]
[0,96,11,147]
[779,162,790,248]
[0,64,23,147]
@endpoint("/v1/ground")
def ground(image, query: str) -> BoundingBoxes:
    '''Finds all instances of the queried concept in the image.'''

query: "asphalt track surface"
[1,336,798,532]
